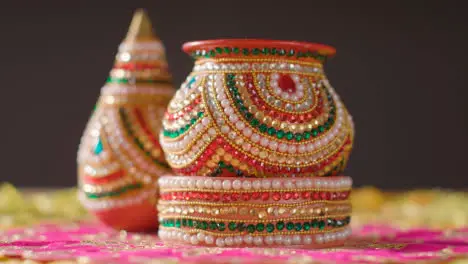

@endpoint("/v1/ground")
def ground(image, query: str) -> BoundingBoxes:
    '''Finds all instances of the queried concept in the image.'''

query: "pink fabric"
[1,222,468,263]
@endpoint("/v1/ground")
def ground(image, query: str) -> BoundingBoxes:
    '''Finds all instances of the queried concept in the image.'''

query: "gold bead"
[267,207,275,214]
[239,208,249,215]
[151,149,161,157]
[307,123,313,130]
[255,112,264,119]
[212,155,220,163]
[231,159,240,167]
[224,154,233,162]
[263,116,272,125]
[248,105,257,113]
[278,208,286,215]
[291,208,297,215]
[207,161,216,168]
[216,148,225,155]
[258,211,267,219]
[280,122,288,130]
[271,120,280,128]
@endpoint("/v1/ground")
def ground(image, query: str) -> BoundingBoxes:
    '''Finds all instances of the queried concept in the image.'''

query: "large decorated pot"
[160,39,354,178]
[157,39,355,247]
[77,9,174,231]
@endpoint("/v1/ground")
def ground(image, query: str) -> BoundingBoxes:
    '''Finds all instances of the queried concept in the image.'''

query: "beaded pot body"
[77,10,174,231]
[160,39,354,178]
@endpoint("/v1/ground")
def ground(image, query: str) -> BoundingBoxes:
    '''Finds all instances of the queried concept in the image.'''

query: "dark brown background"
[0,1,467,189]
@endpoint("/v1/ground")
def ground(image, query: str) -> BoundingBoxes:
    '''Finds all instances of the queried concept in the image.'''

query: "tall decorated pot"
[77,9,175,231]
[157,39,355,247]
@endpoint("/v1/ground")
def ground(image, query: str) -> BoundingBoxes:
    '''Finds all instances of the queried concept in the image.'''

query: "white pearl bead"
[288,145,297,154]
[253,236,263,246]
[183,234,191,242]
[202,117,210,126]
[304,179,313,188]
[187,179,196,188]
[229,115,239,123]
[283,236,292,246]
[292,235,301,244]
[244,235,253,245]
[196,179,204,189]
[252,180,261,190]
[236,122,245,130]
[196,233,205,242]
[204,179,213,189]
[234,236,243,245]
[251,133,260,142]
[265,236,274,245]
[316,234,324,244]
[272,180,282,189]
[295,180,304,188]
[269,141,278,150]
[177,232,184,241]
[224,237,234,246]
[262,180,271,189]
[222,180,232,190]
[284,180,294,189]
[190,235,199,245]
[216,238,225,247]
[303,236,312,245]
[260,137,269,147]
[274,235,283,245]
[181,179,188,188]
[243,127,252,137]
[242,180,252,190]
[213,180,222,190]
[205,235,214,245]
[232,180,242,190]
[298,145,306,153]
[278,143,288,152]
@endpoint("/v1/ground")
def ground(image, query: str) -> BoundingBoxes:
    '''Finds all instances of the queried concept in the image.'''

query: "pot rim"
[182,38,336,57]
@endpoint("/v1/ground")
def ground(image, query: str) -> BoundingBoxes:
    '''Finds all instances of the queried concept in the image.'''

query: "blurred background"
[0,1,466,189]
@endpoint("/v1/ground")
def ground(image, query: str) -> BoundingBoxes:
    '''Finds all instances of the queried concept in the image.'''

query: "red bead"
[320,192,327,200]
[223,194,231,202]
[272,192,281,201]
[261,192,270,201]
[251,192,260,200]
[206,193,212,201]
[231,193,240,201]
[212,193,220,201]
[278,74,296,93]
[283,192,292,200]
[313,192,320,200]
[242,193,251,201]
[202,193,209,200]
[302,191,311,199]
[293,192,300,200]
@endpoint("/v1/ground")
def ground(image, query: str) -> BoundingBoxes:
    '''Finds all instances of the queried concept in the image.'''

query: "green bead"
[266,223,274,233]
[259,124,267,133]
[295,222,302,231]
[238,223,245,232]
[215,47,223,54]
[267,127,276,136]
[218,222,226,231]
[286,132,293,140]
[276,221,284,231]
[312,129,318,137]
[242,48,250,55]
[256,223,265,232]
[318,126,324,133]
[327,218,335,227]
[210,221,217,230]
[197,112,204,118]
[250,119,259,127]
[288,49,295,56]
[224,47,231,53]
[200,221,208,230]
[252,48,260,55]
[182,219,187,227]
[311,220,319,228]
[319,220,326,230]
[276,130,285,139]
[188,219,193,227]
[295,133,303,141]
[286,222,294,231]
[228,222,237,231]
[303,222,311,231]
[247,224,255,233]
[209,50,216,57]
[232,47,240,54]
[245,113,253,120]
[175,219,181,228]
[304,131,311,140]
[262,47,269,54]
[218,161,226,168]
[271,48,277,55]
[278,49,286,55]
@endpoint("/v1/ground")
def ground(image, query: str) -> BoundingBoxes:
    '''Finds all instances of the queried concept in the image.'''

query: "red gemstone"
[283,192,292,200]
[313,192,320,200]
[320,192,327,200]
[251,192,260,200]
[261,192,270,201]
[206,193,212,201]
[293,192,300,200]
[278,74,296,93]
[213,193,220,201]
[202,193,209,200]
[242,193,251,201]
[302,191,310,199]
[231,193,240,201]
[223,194,231,202]
[272,192,281,201]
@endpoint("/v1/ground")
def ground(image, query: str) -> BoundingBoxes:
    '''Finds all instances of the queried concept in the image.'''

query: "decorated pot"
[77,9,175,231]
[160,39,354,178]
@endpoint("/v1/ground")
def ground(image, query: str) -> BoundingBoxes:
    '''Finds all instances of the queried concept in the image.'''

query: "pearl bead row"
[259,76,314,112]
[83,163,120,177]
[193,62,323,75]
[118,41,164,52]
[78,189,156,211]
[103,110,163,183]
[160,123,214,153]
[158,176,352,191]
[162,105,205,131]
[158,227,351,247]
[101,84,175,97]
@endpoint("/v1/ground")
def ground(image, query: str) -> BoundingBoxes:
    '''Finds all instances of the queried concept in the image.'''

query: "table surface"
[1,184,468,263]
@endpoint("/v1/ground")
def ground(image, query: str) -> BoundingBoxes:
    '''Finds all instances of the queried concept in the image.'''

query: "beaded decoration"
[160,39,354,178]
[77,9,175,231]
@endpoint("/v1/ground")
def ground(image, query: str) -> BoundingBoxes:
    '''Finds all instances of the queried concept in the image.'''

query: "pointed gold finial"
[125,8,158,42]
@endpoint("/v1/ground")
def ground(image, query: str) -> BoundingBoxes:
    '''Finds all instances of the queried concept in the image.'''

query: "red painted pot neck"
[182,39,336,62]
